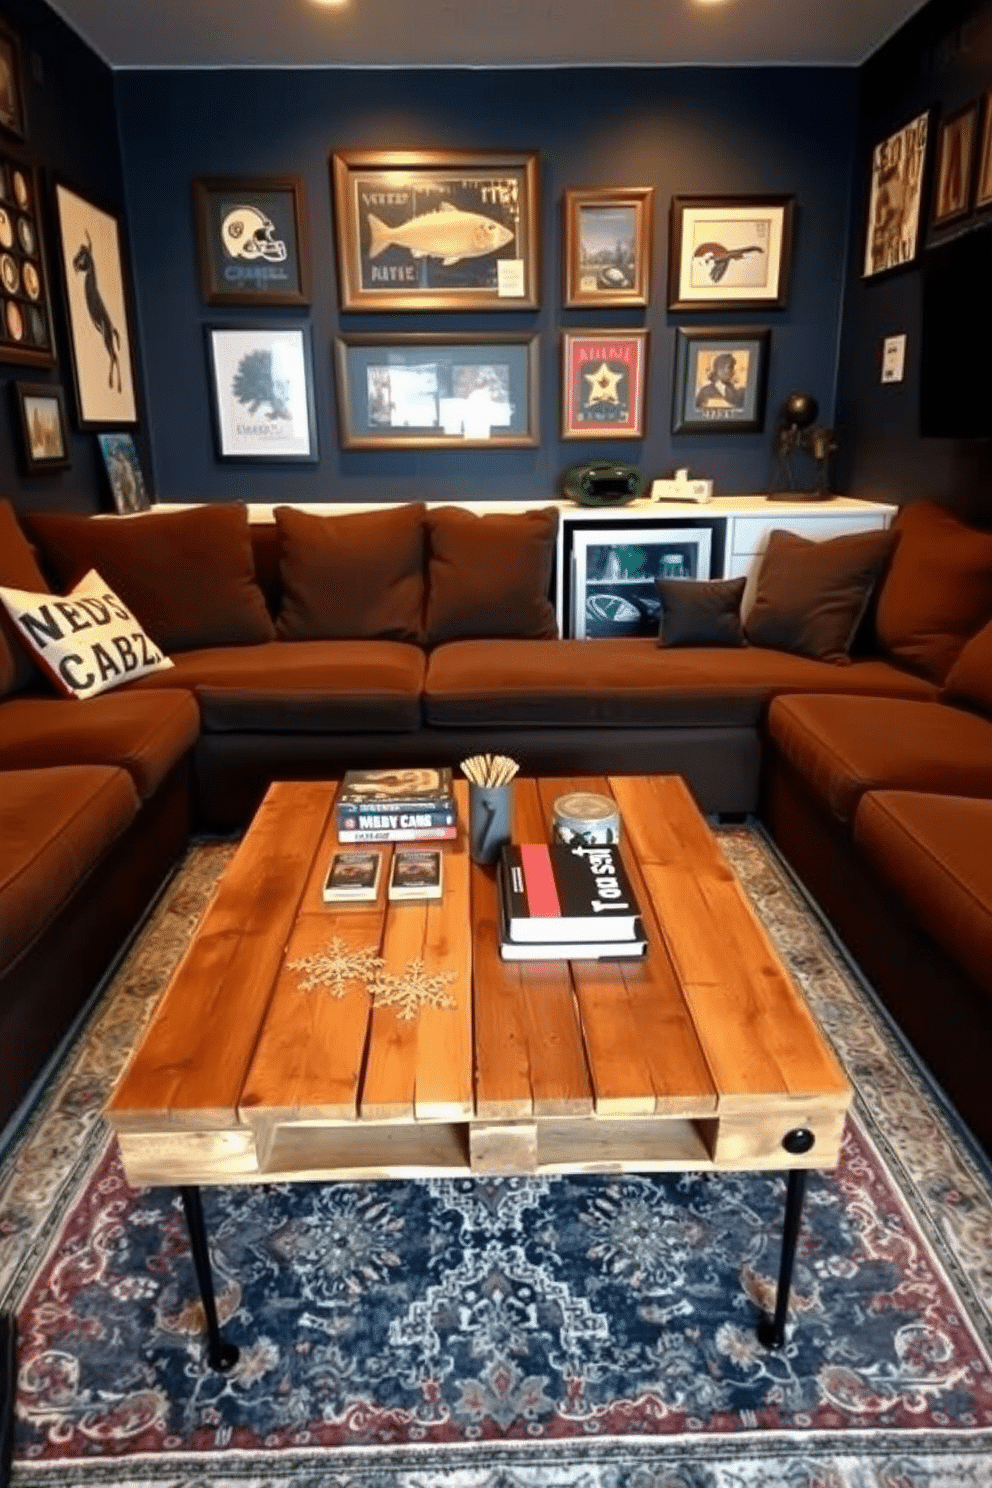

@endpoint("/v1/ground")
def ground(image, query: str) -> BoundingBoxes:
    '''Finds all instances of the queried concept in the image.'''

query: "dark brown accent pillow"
[942,615,992,718]
[424,506,559,646]
[274,503,426,643]
[656,576,747,648]
[745,527,896,664]
[23,503,275,654]
[875,501,992,682]
[0,499,50,696]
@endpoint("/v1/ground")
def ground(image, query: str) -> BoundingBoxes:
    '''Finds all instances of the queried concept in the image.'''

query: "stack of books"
[336,767,457,843]
[497,841,647,961]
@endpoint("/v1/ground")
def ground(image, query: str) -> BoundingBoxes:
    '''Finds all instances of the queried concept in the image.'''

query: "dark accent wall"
[837,0,992,521]
[0,0,129,514]
[114,66,857,507]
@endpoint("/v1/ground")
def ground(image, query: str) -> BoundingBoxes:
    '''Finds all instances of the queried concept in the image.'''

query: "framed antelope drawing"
[53,182,139,427]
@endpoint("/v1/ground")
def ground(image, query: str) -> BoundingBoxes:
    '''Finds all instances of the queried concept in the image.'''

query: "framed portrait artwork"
[561,328,648,440]
[194,176,310,306]
[331,149,540,311]
[0,19,25,140]
[562,186,654,308]
[54,182,139,427]
[334,332,539,450]
[206,325,318,462]
[668,196,794,311]
[863,111,929,278]
[930,104,978,230]
[0,156,55,367]
[97,431,151,512]
[12,381,70,472]
[976,91,992,212]
[671,326,770,435]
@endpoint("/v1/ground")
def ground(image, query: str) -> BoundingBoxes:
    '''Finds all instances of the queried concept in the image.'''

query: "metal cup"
[469,784,513,866]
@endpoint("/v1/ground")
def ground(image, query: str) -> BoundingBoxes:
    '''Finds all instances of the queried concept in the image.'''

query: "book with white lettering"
[496,870,646,959]
[322,850,383,903]
[338,823,458,843]
[388,847,443,900]
[498,842,642,943]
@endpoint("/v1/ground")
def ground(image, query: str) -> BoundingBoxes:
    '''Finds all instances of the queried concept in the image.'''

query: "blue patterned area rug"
[2,831,992,1487]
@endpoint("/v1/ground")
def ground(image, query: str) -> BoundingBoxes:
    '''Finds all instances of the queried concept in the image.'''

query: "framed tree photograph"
[561,328,648,440]
[671,326,770,434]
[668,196,794,310]
[862,110,929,278]
[331,149,540,311]
[54,182,139,427]
[562,186,654,308]
[0,19,25,140]
[97,431,151,512]
[930,104,978,230]
[974,91,992,212]
[12,381,70,471]
[334,332,538,450]
[0,156,56,367]
[193,176,310,306]
[206,324,318,462]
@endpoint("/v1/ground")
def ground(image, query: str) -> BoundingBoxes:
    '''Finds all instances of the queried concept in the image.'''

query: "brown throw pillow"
[874,501,992,681]
[274,503,426,642]
[745,527,896,664]
[656,576,746,648]
[24,503,275,654]
[424,506,559,646]
[0,499,51,696]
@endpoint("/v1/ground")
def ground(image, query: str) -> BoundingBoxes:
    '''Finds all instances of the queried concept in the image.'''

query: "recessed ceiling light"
[311,0,349,7]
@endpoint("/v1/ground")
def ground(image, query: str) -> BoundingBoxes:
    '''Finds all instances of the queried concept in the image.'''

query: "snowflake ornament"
[370,959,458,1022]
[288,938,383,997]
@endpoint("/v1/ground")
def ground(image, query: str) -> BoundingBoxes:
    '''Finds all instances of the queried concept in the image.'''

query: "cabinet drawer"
[731,513,887,557]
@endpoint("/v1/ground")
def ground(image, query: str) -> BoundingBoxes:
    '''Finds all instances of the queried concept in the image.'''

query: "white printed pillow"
[0,568,174,699]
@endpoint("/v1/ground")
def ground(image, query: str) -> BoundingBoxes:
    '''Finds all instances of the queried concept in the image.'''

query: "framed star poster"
[668,195,794,311]
[561,328,648,440]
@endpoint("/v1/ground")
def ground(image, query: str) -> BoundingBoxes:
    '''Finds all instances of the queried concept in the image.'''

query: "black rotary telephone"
[560,460,646,507]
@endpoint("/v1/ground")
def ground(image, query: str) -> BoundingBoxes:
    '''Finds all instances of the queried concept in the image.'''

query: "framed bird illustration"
[668,195,795,311]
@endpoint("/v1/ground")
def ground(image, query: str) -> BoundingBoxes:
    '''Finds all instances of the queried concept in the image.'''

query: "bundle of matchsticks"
[460,753,519,788]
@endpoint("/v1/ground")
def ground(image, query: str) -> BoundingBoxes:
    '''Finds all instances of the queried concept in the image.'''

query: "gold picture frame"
[930,104,978,230]
[562,186,654,308]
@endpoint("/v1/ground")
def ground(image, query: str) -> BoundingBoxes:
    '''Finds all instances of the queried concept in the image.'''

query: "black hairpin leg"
[757,1127,816,1350]
[1,1311,15,1488]
[179,1186,239,1371]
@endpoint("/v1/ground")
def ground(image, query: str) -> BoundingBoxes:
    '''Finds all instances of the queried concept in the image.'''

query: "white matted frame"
[570,525,714,639]
[206,324,318,461]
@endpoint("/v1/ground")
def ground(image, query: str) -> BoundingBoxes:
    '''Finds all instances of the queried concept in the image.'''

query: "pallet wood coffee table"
[107,774,851,1368]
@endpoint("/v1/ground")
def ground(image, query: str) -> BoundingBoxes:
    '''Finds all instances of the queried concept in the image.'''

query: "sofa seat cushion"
[0,765,140,975]
[854,790,992,1000]
[0,690,199,800]
[127,640,426,733]
[768,693,992,823]
[424,639,939,730]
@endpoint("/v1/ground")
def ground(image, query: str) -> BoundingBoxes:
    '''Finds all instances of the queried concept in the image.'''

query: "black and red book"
[498,842,644,944]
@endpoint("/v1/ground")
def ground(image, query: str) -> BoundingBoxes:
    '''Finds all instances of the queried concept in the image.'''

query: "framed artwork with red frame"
[561,328,648,440]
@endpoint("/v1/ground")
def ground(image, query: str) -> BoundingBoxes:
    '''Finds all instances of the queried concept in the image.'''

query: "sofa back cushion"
[744,527,896,664]
[274,503,426,642]
[942,615,992,717]
[424,506,559,646]
[0,499,50,697]
[24,503,275,654]
[874,501,992,681]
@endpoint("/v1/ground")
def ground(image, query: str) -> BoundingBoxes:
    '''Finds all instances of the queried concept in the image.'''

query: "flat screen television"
[919,223,992,439]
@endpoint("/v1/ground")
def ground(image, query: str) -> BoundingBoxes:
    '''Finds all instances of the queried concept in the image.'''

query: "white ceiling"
[46,0,930,70]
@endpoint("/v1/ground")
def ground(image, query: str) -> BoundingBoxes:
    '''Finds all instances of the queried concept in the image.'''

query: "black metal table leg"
[757,1125,817,1350]
[179,1186,239,1371]
[1,1311,15,1488]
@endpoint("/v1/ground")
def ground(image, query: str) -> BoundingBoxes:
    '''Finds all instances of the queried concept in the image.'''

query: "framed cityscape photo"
[0,19,25,140]
[562,186,654,308]
[334,332,538,450]
[668,195,794,310]
[13,381,70,472]
[97,431,151,512]
[863,110,929,278]
[973,91,992,211]
[194,176,310,306]
[206,324,318,462]
[331,148,540,311]
[0,157,55,366]
[54,181,139,426]
[561,328,648,440]
[671,326,770,435]
[930,104,978,230]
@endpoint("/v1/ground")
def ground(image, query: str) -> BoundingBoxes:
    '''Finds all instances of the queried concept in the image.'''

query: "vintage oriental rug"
[1,830,991,1487]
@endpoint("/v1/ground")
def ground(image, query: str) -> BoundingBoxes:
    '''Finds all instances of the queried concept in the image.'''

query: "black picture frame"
[668,195,794,311]
[0,19,25,141]
[206,323,319,462]
[13,380,70,472]
[194,176,310,306]
[672,326,770,435]
[0,156,56,367]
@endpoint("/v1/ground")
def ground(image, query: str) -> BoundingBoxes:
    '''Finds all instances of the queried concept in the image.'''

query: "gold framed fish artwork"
[331,149,540,312]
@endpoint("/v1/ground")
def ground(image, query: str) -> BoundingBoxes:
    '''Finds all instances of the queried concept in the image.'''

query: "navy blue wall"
[0,0,127,514]
[114,65,857,507]
[837,0,992,520]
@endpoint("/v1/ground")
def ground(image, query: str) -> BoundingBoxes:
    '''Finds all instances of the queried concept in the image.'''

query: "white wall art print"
[206,325,318,461]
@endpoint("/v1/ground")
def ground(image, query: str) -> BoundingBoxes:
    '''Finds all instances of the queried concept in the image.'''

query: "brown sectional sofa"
[1,495,991,1157]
